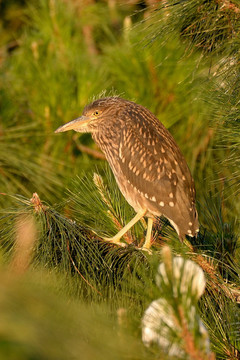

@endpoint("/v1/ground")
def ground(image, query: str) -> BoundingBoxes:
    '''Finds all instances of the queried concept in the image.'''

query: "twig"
[179,306,216,360]
[73,135,105,160]
[30,192,47,213]
[66,240,102,296]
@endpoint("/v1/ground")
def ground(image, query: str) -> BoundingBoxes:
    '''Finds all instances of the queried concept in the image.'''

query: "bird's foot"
[139,246,152,255]
[102,236,127,247]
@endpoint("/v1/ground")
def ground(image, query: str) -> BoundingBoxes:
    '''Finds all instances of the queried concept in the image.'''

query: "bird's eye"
[93,110,100,116]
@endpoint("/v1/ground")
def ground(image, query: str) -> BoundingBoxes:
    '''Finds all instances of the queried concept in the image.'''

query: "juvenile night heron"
[55,97,199,250]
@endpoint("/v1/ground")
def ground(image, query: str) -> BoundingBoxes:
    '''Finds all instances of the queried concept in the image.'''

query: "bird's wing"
[118,117,187,204]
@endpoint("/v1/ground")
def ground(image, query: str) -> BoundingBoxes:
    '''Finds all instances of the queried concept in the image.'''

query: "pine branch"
[73,134,106,160]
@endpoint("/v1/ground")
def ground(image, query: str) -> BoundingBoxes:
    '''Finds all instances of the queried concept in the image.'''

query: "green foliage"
[149,0,240,56]
[68,168,146,241]
[1,170,240,358]
[0,269,150,360]
[0,191,152,306]
[1,0,240,358]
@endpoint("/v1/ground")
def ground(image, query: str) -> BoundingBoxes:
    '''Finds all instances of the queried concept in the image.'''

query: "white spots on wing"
[132,166,137,173]
[164,158,168,164]
[150,196,156,202]
[159,201,164,207]
[187,230,193,235]
[159,158,163,165]
[172,169,176,174]
[189,222,193,226]
[145,193,149,199]
[169,201,174,207]
[182,175,186,181]
[129,162,133,170]
[154,148,157,155]
[189,207,193,211]
[135,169,140,176]
[161,146,165,153]
[173,180,177,186]
[143,160,147,167]
[168,172,172,179]
[174,160,178,165]
[169,192,173,198]
[133,187,144,197]
[149,164,153,171]
[157,167,161,174]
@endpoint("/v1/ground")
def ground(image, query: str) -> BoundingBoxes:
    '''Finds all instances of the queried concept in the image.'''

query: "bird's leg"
[141,217,154,251]
[103,208,147,245]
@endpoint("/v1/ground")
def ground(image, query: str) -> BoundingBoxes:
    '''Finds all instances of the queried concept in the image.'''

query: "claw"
[102,236,127,247]
[140,246,152,255]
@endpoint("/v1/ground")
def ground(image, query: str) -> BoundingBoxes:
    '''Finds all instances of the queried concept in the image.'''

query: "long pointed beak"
[55,115,90,133]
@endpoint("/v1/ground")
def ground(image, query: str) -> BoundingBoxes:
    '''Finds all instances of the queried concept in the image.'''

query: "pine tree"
[0,0,240,358]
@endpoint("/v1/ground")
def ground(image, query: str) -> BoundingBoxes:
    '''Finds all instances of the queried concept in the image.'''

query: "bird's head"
[55,97,127,134]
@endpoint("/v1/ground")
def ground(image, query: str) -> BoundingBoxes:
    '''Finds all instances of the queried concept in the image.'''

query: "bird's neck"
[92,127,120,158]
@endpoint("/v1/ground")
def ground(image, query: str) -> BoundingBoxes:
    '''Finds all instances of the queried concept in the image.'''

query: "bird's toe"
[139,246,153,255]
[102,236,126,247]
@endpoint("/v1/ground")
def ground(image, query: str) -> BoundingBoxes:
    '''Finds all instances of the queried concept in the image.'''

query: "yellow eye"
[93,110,100,116]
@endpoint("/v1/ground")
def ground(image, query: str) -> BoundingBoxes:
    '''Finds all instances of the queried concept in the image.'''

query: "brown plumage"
[55,97,199,249]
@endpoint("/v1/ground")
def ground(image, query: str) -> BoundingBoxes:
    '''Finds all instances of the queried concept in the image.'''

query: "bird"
[55,97,199,250]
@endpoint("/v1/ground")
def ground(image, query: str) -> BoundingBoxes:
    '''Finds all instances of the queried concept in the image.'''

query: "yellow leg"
[141,217,154,250]
[103,208,147,245]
